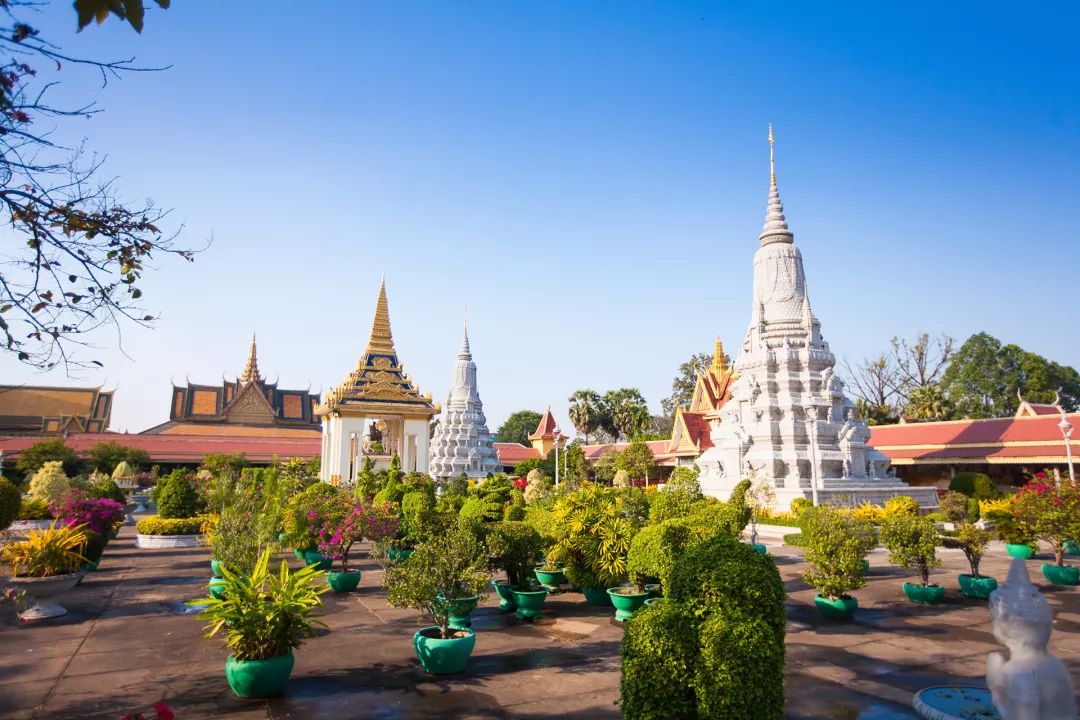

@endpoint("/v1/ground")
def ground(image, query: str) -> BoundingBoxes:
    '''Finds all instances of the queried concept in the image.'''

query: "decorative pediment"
[225,381,277,425]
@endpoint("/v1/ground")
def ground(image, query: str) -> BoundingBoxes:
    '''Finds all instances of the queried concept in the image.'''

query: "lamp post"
[805,406,820,507]
[553,425,561,489]
[1059,414,1075,485]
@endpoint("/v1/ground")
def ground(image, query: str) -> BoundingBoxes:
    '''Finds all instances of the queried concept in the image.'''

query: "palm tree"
[568,389,602,444]
[606,388,650,441]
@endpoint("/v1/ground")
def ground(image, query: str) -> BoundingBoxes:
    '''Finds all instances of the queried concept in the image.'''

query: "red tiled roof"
[1026,404,1062,416]
[493,442,540,464]
[579,441,669,461]
[681,412,713,451]
[528,407,563,440]
[869,413,1079,465]
[0,432,320,464]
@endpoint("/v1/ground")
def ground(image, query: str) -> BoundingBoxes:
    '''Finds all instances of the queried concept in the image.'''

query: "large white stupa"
[428,321,502,481]
[695,128,938,510]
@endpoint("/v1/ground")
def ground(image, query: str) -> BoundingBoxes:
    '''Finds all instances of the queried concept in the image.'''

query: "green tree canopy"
[617,439,657,482]
[604,388,650,441]
[568,389,603,444]
[86,442,150,474]
[661,350,716,417]
[15,437,80,478]
[495,410,543,445]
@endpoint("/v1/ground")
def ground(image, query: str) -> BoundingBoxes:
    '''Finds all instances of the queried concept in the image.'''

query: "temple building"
[428,321,502,480]
[0,385,113,436]
[694,127,937,509]
[318,281,436,485]
[492,407,569,472]
[143,335,320,437]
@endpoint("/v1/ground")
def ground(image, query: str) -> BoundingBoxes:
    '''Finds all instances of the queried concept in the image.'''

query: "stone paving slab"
[1,528,1078,719]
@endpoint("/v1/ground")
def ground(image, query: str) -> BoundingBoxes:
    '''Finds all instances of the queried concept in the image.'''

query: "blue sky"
[3,2,1078,434]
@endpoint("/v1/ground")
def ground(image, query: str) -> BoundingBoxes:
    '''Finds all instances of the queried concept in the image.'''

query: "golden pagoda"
[318,281,436,484]
[663,337,737,464]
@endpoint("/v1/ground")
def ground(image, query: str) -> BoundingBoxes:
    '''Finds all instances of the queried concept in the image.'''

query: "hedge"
[627,521,691,591]
[621,601,700,719]
[154,472,204,519]
[696,608,785,719]
[136,515,210,536]
[783,532,807,547]
[948,472,1000,501]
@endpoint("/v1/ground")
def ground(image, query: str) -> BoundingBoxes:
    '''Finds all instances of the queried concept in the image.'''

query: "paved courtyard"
[1,524,1078,720]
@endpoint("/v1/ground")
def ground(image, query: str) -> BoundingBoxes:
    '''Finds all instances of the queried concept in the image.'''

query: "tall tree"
[616,439,657,482]
[495,410,543,446]
[661,351,715,417]
[941,333,1021,419]
[843,353,902,420]
[890,333,954,399]
[0,1,193,370]
[567,389,602,444]
[605,388,650,441]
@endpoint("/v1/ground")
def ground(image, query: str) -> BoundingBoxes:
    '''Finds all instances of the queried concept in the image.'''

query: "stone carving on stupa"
[986,558,1078,720]
[428,319,502,481]
[694,127,938,509]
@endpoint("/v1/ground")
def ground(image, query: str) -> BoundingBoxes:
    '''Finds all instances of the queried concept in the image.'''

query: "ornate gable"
[318,281,435,418]
[689,338,736,416]
[224,381,277,425]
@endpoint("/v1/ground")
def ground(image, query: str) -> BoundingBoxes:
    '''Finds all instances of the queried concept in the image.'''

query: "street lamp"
[553,425,561,489]
[1059,414,1075,485]
[804,406,820,507]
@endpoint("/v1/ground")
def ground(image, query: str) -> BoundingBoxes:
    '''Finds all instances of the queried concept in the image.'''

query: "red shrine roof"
[580,440,670,461]
[493,442,540,464]
[528,407,566,441]
[869,412,1080,465]
[679,412,713,452]
[0,432,320,464]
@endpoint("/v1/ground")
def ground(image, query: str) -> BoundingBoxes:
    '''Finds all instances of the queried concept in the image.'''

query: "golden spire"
[239,332,262,384]
[364,279,397,356]
[711,336,728,375]
[768,123,776,188]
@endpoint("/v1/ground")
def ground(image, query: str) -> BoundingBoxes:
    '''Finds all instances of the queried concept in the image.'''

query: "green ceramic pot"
[814,594,857,619]
[224,653,294,698]
[607,587,649,622]
[436,593,480,628]
[859,559,870,575]
[643,597,666,608]
[902,582,946,604]
[210,559,224,577]
[644,583,661,598]
[1041,563,1080,586]
[327,569,361,593]
[1065,540,1080,556]
[388,547,414,563]
[491,580,517,611]
[293,547,307,560]
[413,626,476,674]
[533,566,566,590]
[1005,543,1035,559]
[580,586,612,606]
[277,531,287,543]
[209,576,227,601]
[302,549,333,571]
[512,587,549,620]
[749,543,768,555]
[958,574,998,599]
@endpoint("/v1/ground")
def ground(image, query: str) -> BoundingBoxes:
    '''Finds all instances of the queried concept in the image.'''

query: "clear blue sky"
[3,2,1078,434]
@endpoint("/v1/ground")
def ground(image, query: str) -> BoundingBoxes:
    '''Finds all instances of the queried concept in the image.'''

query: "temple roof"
[688,337,736,415]
[0,385,113,435]
[529,406,567,441]
[318,280,435,418]
[238,333,262,385]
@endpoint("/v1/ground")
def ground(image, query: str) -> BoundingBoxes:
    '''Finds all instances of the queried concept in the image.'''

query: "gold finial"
[364,279,397,356]
[768,123,776,188]
[711,336,728,374]
[239,331,262,384]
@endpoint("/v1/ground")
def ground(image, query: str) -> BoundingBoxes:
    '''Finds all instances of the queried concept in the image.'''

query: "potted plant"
[281,482,340,559]
[1011,480,1080,586]
[802,505,866,619]
[549,485,634,606]
[743,473,775,554]
[190,549,327,698]
[1,522,87,619]
[485,520,544,614]
[533,557,566,592]
[385,521,489,674]
[881,514,944,603]
[938,491,997,599]
[991,510,1038,559]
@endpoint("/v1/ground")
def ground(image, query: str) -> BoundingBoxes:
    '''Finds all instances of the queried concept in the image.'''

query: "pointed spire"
[760,123,794,246]
[459,308,472,359]
[711,337,729,375]
[364,279,397,356]
[239,332,262,385]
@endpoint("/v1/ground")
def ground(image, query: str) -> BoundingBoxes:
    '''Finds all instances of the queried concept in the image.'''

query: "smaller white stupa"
[428,317,502,481]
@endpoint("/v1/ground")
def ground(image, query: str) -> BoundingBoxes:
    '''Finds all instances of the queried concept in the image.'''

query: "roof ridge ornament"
[239,332,262,385]
[759,123,794,246]
[364,279,397,357]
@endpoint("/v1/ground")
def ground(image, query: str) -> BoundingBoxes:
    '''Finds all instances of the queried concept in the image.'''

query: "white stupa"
[695,127,938,510]
[428,319,502,481]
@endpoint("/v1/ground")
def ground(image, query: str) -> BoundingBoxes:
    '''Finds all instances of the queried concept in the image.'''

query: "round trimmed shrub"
[627,521,691,591]
[948,472,1000,500]
[790,497,813,516]
[884,495,919,517]
[696,608,784,719]
[0,477,20,530]
[27,461,70,505]
[154,472,203,519]
[621,601,700,719]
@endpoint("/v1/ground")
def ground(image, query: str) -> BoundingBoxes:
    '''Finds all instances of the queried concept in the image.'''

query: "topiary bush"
[621,531,785,720]
[0,476,20,530]
[883,495,919,517]
[678,499,747,540]
[136,515,211,535]
[802,505,866,600]
[27,461,70,505]
[880,513,941,586]
[948,472,1000,500]
[626,520,691,593]
[938,491,972,524]
[154,472,204,519]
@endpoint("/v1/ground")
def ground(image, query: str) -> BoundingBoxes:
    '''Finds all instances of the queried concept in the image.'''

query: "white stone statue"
[986,558,1078,720]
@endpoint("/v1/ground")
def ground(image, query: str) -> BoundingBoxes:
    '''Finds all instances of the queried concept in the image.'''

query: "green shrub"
[938,491,971,523]
[401,489,439,545]
[626,521,691,592]
[503,488,526,521]
[486,520,543,588]
[79,530,107,563]
[282,483,341,548]
[549,484,635,590]
[0,477,20,530]
[696,608,784,719]
[880,514,941,586]
[458,495,500,524]
[136,515,210,535]
[649,487,697,524]
[678,499,747,540]
[154,472,204,519]
[18,497,53,520]
[621,601,700,719]
[372,481,406,505]
[883,495,919,517]
[27,461,70,505]
[802,505,866,600]
[948,472,1000,500]
[727,478,751,511]
[782,532,806,547]
[88,477,127,504]
[790,497,813,516]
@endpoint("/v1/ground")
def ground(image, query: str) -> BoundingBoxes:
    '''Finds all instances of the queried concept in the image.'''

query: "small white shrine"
[318,281,436,485]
